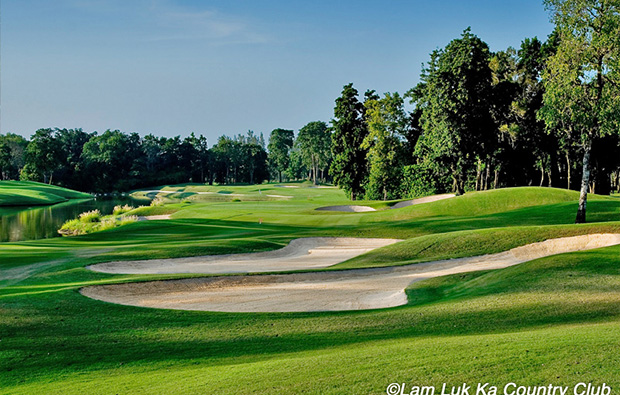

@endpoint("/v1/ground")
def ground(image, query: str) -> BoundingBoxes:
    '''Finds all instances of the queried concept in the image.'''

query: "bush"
[79,210,101,223]
[401,164,450,199]
[150,197,165,206]
[59,211,139,236]
[113,204,135,216]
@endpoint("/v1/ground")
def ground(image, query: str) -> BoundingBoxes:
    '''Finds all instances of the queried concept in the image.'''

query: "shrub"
[79,210,101,223]
[401,164,450,199]
[59,211,139,236]
[113,204,135,216]
[150,197,165,206]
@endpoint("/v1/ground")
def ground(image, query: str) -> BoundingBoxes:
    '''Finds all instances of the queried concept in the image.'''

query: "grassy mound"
[0,181,92,206]
[335,222,620,269]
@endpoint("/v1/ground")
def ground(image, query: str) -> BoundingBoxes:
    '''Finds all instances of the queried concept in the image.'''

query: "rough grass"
[3,186,620,394]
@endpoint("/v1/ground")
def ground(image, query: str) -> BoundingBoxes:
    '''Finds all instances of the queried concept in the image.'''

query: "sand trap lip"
[87,237,401,274]
[82,233,620,313]
[390,193,456,209]
[315,205,377,212]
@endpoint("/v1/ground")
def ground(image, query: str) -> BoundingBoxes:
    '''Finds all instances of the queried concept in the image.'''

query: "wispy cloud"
[69,0,270,45]
[146,0,270,44]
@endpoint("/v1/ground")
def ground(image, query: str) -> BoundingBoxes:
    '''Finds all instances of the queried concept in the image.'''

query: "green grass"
[0,181,92,206]
[3,186,620,394]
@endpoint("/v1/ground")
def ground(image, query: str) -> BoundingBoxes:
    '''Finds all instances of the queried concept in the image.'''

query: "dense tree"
[241,143,269,184]
[81,130,139,191]
[21,129,63,184]
[540,0,620,223]
[267,128,294,183]
[0,133,28,180]
[362,92,407,200]
[411,28,497,195]
[185,133,210,183]
[296,121,332,185]
[55,128,93,188]
[330,84,370,200]
[0,142,12,180]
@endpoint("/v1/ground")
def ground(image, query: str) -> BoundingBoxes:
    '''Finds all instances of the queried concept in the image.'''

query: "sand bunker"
[390,193,456,209]
[82,234,620,313]
[316,194,456,212]
[137,215,172,221]
[315,205,376,212]
[87,237,400,274]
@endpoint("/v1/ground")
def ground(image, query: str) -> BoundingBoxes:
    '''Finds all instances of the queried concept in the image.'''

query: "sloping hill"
[0,181,92,206]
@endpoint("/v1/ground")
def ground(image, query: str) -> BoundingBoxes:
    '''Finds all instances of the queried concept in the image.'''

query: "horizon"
[1,0,553,142]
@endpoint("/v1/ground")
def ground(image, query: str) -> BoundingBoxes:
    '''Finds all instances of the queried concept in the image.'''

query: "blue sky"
[1,0,553,142]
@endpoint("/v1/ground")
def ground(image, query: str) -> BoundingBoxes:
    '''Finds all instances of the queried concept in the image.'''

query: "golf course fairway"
[4,185,620,394]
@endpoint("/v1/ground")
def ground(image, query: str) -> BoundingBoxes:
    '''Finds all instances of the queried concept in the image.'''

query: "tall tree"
[0,142,12,180]
[0,133,28,180]
[21,129,63,184]
[362,92,407,200]
[81,130,139,191]
[330,84,369,200]
[267,128,294,183]
[296,121,331,185]
[540,0,620,223]
[411,28,496,195]
[55,128,92,189]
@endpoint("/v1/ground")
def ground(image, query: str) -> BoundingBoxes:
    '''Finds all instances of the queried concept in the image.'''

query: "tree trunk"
[457,172,465,196]
[547,169,552,188]
[575,140,592,224]
[566,153,571,190]
[539,166,545,187]
[278,171,282,183]
[493,169,499,189]
[484,163,490,190]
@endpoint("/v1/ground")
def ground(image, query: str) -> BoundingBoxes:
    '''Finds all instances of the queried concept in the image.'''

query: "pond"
[0,197,151,243]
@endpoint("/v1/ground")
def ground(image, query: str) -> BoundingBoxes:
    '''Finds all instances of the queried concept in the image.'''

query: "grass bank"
[0,181,92,206]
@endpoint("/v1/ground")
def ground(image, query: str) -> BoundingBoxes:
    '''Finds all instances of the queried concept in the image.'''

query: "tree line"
[0,125,333,193]
[1,0,619,223]
[326,0,620,224]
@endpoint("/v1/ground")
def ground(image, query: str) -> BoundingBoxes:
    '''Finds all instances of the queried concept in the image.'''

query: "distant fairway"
[4,185,620,394]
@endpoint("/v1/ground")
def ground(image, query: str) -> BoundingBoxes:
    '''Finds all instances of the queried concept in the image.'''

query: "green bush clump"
[113,204,135,215]
[59,210,138,236]
[78,210,101,223]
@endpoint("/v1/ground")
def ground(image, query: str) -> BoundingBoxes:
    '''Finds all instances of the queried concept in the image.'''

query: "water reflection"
[0,197,151,242]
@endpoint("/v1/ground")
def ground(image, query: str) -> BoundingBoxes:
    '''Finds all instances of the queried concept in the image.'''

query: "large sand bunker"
[316,193,456,212]
[82,233,620,313]
[315,205,377,212]
[87,237,401,274]
[390,193,457,209]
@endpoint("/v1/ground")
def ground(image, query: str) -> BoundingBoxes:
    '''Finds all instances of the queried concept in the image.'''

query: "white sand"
[265,194,293,199]
[82,233,620,313]
[137,215,172,221]
[316,193,456,212]
[390,194,456,209]
[87,237,401,274]
[315,205,376,212]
